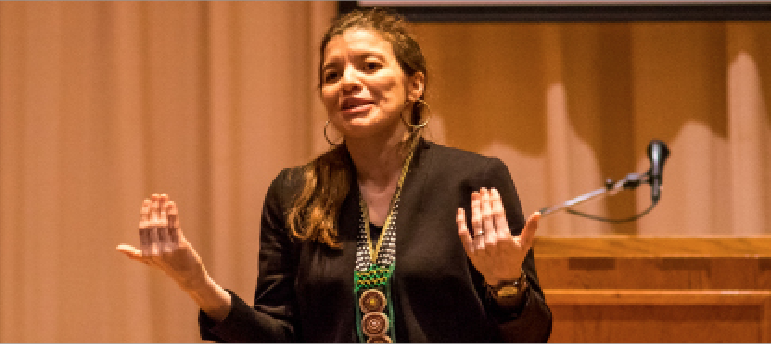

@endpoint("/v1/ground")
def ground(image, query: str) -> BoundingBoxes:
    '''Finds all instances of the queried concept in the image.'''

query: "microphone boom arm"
[538,172,648,217]
[536,139,668,223]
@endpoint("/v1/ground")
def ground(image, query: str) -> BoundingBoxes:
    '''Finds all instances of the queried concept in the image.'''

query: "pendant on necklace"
[361,311,389,338]
[359,289,387,313]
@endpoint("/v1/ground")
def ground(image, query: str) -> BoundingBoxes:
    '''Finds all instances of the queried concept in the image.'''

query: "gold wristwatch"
[488,271,528,301]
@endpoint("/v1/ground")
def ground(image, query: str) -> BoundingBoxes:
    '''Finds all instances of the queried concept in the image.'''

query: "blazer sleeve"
[198,168,298,342]
[480,158,553,342]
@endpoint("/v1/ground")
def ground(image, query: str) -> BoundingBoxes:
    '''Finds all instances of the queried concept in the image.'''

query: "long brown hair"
[286,8,428,248]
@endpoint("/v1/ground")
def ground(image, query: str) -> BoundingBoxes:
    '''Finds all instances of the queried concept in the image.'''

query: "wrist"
[485,271,522,287]
[186,274,232,322]
[486,270,528,306]
[176,269,211,293]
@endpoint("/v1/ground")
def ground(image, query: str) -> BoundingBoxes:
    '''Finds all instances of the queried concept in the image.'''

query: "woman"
[117,8,551,342]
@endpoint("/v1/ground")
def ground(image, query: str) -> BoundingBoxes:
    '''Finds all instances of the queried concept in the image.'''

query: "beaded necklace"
[354,138,418,343]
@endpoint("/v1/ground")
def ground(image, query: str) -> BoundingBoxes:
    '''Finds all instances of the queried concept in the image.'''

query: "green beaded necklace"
[353,138,418,343]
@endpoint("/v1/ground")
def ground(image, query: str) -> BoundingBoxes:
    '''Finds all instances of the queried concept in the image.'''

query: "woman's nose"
[341,67,361,91]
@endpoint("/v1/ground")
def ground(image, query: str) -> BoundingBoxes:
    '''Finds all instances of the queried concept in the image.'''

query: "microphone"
[646,139,670,204]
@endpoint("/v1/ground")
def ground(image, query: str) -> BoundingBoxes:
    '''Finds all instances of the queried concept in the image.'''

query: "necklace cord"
[359,138,420,263]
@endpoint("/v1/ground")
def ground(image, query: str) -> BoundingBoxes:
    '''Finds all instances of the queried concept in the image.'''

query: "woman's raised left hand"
[456,187,541,286]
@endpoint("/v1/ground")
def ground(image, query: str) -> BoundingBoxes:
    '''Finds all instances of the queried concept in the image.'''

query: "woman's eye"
[364,61,381,72]
[324,71,339,83]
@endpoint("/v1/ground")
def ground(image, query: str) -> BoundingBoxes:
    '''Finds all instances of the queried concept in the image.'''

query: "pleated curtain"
[1,2,768,342]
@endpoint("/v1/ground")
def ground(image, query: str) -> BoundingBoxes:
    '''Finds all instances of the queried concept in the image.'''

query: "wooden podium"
[533,237,771,343]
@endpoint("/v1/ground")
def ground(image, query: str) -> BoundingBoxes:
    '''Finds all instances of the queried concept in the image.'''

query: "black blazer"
[200,139,552,342]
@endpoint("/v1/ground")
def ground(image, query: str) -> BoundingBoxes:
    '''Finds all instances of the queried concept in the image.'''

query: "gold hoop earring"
[401,99,431,130]
[324,120,342,145]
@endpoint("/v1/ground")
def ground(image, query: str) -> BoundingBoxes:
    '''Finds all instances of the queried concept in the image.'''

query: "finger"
[456,208,474,256]
[151,194,161,220]
[139,199,152,224]
[481,188,497,247]
[520,212,542,250]
[139,199,153,256]
[116,244,150,265]
[166,201,180,252]
[470,191,485,251]
[158,195,171,253]
[490,188,510,240]
[149,194,162,256]
[116,244,142,258]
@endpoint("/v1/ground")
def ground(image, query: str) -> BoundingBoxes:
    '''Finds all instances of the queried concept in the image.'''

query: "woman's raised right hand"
[116,193,210,292]
[117,194,232,321]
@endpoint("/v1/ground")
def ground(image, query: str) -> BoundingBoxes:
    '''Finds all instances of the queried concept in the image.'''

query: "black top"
[199,139,552,342]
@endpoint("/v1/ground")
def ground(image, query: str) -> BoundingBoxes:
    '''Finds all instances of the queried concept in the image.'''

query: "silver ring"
[476,230,485,236]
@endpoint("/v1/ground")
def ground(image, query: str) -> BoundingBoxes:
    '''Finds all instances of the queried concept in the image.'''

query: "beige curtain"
[0,1,335,342]
[0,2,768,342]
[412,21,771,237]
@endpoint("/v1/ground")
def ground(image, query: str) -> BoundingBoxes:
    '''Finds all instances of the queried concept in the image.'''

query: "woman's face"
[320,29,423,140]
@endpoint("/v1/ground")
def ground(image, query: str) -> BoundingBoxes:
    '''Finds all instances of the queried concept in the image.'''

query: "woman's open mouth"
[341,98,374,113]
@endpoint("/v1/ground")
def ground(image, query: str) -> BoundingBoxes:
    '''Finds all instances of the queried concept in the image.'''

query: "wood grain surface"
[532,237,771,342]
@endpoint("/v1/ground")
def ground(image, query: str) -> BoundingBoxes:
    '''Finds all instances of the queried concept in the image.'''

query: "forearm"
[499,290,552,342]
[184,274,232,322]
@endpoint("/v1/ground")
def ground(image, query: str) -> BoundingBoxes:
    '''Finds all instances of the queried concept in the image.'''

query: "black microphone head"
[647,140,670,176]
[647,139,670,203]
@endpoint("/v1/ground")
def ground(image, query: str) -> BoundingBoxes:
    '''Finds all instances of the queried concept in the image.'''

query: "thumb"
[116,244,147,264]
[520,212,541,249]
